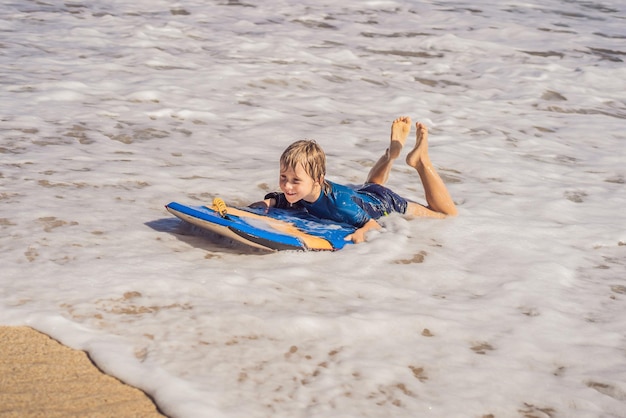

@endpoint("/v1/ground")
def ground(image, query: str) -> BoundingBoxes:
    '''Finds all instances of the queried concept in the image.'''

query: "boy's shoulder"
[326,180,361,195]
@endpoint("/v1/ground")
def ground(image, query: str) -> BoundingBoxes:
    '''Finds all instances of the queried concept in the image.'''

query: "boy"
[251,116,457,243]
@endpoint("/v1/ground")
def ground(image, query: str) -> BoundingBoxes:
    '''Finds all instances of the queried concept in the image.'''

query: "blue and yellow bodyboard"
[165,200,355,251]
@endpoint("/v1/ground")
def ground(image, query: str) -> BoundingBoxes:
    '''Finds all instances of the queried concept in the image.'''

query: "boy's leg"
[365,116,412,185]
[406,122,458,217]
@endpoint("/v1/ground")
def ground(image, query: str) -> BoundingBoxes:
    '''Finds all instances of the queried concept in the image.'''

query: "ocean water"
[1,0,625,417]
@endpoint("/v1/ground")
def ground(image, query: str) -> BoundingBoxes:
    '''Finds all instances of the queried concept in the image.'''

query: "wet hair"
[280,140,330,192]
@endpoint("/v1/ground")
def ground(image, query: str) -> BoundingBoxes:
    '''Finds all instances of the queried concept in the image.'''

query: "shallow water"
[1,0,625,417]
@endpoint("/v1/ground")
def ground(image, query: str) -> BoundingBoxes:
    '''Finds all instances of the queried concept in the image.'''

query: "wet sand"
[0,326,165,418]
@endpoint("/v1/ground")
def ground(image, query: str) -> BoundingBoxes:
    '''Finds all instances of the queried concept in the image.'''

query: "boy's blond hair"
[280,140,330,192]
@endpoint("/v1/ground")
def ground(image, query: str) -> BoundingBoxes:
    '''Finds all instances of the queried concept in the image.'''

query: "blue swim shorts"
[356,183,408,218]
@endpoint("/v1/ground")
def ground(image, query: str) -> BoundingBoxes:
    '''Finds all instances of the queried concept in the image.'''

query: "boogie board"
[165,199,355,251]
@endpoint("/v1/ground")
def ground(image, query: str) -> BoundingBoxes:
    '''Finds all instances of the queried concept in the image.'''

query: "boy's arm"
[248,197,276,209]
[249,192,303,210]
[346,218,381,244]
[249,192,286,209]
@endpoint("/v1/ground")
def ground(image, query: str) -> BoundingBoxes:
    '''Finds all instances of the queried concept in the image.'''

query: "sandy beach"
[0,326,165,418]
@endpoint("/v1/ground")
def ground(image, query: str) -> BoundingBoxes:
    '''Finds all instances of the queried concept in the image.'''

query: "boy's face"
[279,162,321,203]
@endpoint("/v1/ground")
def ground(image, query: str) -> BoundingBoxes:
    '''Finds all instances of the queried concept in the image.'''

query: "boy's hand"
[347,229,367,244]
[346,219,381,243]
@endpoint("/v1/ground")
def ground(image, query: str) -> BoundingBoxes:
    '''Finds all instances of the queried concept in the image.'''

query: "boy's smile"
[279,163,321,204]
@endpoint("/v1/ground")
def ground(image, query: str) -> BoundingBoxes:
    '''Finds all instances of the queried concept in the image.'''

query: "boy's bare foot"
[388,116,411,159]
[406,122,429,168]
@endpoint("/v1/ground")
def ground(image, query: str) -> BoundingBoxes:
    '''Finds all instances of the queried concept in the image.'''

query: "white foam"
[1,0,625,417]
